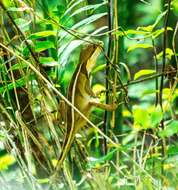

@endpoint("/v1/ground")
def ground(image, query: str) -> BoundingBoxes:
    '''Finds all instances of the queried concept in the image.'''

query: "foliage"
[0,0,178,190]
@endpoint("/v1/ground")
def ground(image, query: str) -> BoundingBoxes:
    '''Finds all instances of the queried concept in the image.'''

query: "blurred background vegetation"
[0,0,178,189]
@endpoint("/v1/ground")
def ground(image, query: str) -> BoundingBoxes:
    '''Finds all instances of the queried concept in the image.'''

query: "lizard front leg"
[89,99,117,111]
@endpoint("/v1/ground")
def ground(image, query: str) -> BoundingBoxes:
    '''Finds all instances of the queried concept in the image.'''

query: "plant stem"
[102,0,113,155]
[159,0,172,176]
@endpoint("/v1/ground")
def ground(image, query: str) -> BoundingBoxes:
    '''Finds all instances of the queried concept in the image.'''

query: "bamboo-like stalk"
[159,0,172,176]
[102,0,113,155]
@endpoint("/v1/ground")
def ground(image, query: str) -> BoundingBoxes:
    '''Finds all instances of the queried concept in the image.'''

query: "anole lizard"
[55,43,117,172]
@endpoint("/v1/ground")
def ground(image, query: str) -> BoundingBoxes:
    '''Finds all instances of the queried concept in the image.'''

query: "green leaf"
[133,106,163,130]
[87,148,118,168]
[39,57,58,67]
[58,27,105,66]
[156,48,174,60]
[137,10,167,32]
[53,5,66,17]
[22,46,30,57]
[0,154,16,171]
[91,64,106,74]
[127,43,153,52]
[134,69,156,80]
[142,89,158,97]
[11,62,28,70]
[8,7,31,12]
[116,29,150,38]
[59,40,84,66]
[37,178,50,184]
[64,0,85,16]
[152,27,173,39]
[167,145,178,156]
[14,18,30,32]
[126,29,149,35]
[152,10,167,29]
[173,0,178,15]
[133,106,150,129]
[71,13,107,30]
[29,31,57,40]
[149,106,163,127]
[0,75,35,93]
[34,41,55,52]
[158,120,178,138]
[70,2,106,17]
[137,25,154,32]
[137,177,153,190]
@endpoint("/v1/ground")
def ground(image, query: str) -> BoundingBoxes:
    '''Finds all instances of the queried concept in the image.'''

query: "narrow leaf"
[58,27,106,66]
[39,57,58,67]
[149,106,163,127]
[134,69,156,80]
[137,10,167,32]
[8,7,31,12]
[156,48,174,60]
[127,44,153,52]
[116,29,149,37]
[0,75,35,93]
[92,64,106,74]
[29,31,57,40]
[0,154,16,171]
[87,148,118,168]
[152,10,168,28]
[70,2,106,17]
[152,27,173,39]
[72,13,107,30]
[64,0,85,16]
[133,106,150,130]
[14,18,31,32]
[158,120,178,138]
[10,62,28,70]
[34,41,55,52]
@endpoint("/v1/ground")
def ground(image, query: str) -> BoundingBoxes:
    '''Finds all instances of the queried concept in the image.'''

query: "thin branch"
[122,69,176,88]
[151,38,159,106]
[101,68,178,93]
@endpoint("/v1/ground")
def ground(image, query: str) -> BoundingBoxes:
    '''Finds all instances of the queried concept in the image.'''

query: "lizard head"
[80,43,103,74]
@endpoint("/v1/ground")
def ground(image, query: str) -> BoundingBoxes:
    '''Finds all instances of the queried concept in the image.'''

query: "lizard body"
[55,44,101,171]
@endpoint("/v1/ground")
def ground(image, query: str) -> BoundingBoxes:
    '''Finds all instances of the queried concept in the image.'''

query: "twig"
[151,37,158,176]
[152,38,159,106]
[101,68,178,93]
